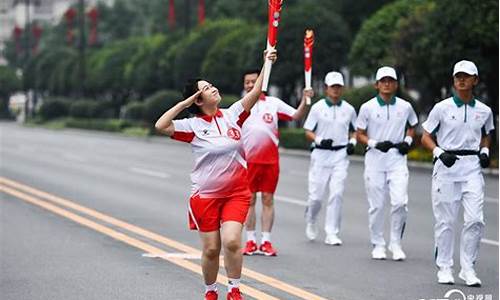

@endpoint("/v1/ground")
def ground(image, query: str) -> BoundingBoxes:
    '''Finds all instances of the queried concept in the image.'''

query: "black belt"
[433,149,479,164]
[315,144,347,151]
[446,150,479,156]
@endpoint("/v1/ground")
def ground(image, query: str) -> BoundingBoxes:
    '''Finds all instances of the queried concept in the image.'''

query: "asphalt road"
[1,122,498,300]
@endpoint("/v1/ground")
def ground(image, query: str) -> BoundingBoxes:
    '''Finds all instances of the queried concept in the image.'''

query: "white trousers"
[432,174,485,270]
[305,159,349,236]
[364,167,409,247]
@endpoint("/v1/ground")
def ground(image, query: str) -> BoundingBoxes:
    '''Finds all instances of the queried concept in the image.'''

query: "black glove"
[319,139,333,149]
[346,143,355,155]
[439,152,459,168]
[479,153,490,168]
[375,141,394,153]
[395,142,410,155]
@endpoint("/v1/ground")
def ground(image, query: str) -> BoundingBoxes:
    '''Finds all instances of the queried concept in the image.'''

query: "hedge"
[38,98,70,120]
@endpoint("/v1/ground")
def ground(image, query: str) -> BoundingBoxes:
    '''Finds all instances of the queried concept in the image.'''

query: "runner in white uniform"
[241,69,311,256]
[356,66,418,261]
[154,49,277,300]
[421,60,494,286]
[303,71,357,245]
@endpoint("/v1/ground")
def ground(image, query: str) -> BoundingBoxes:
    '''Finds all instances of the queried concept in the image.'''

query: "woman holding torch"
[155,49,277,300]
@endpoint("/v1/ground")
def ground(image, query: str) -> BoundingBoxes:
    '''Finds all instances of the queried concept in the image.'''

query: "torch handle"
[305,70,312,105]
[262,59,273,92]
[262,43,274,92]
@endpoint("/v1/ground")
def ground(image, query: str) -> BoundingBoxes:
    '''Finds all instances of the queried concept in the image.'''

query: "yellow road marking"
[0,184,278,300]
[0,176,330,300]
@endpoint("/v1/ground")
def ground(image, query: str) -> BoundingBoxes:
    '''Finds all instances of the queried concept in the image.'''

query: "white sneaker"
[388,244,406,261]
[459,269,481,287]
[325,234,343,246]
[305,223,318,241]
[437,267,454,284]
[371,245,386,260]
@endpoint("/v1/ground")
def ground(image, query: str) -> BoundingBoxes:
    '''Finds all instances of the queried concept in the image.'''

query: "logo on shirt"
[262,113,274,123]
[227,127,241,140]
[201,129,210,136]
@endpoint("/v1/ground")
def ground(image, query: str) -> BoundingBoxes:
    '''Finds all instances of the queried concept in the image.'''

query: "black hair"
[183,78,203,115]
[242,68,261,81]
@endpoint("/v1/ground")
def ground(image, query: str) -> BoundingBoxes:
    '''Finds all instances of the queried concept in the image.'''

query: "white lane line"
[485,196,498,204]
[62,153,87,162]
[275,195,499,247]
[275,195,307,207]
[142,253,202,259]
[129,167,171,179]
[481,239,499,246]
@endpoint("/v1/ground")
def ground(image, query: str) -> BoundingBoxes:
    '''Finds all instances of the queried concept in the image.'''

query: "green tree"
[397,0,499,113]
[166,19,247,88]
[124,34,175,97]
[201,24,265,94]
[273,2,351,103]
[349,0,428,76]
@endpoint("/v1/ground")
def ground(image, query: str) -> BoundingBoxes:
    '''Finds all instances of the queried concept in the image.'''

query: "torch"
[262,0,283,92]
[304,29,314,105]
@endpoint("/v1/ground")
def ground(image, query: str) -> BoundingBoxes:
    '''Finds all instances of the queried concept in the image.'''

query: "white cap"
[453,60,478,76]
[375,66,397,81]
[324,71,344,86]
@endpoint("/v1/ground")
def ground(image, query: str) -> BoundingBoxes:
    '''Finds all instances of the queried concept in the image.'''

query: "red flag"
[64,8,77,45]
[31,23,43,55]
[198,0,205,25]
[168,0,176,30]
[266,0,283,48]
[13,26,23,55]
[87,7,99,46]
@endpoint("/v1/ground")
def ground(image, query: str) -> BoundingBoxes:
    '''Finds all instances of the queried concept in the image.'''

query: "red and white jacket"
[171,101,250,198]
[242,95,296,164]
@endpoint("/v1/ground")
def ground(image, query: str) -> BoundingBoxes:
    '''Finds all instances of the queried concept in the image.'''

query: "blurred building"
[0,0,113,65]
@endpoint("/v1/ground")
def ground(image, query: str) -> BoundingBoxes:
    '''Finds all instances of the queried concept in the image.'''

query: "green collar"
[376,94,396,106]
[453,93,476,107]
[325,97,342,107]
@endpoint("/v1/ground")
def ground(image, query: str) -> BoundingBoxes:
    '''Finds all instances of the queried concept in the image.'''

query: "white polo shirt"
[422,96,494,181]
[242,95,296,164]
[171,100,250,198]
[356,95,418,171]
[303,98,357,166]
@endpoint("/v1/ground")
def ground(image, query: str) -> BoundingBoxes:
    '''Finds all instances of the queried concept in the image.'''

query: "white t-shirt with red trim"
[242,95,296,164]
[171,101,250,198]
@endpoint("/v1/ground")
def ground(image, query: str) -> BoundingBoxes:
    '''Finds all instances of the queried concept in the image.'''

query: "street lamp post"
[78,0,86,97]
[24,0,31,120]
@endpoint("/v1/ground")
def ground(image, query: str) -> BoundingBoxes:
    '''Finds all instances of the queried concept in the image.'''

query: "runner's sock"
[261,232,271,243]
[246,230,256,242]
[228,278,240,291]
[205,282,217,293]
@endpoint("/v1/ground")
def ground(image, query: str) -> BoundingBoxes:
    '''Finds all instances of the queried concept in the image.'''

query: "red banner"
[31,23,43,55]
[87,7,99,46]
[304,29,314,72]
[13,26,23,54]
[198,0,205,25]
[168,0,176,30]
[267,0,283,47]
[64,8,77,45]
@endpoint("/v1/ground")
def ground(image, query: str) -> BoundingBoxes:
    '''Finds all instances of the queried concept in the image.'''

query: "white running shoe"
[388,244,406,261]
[437,267,454,284]
[324,234,343,246]
[305,223,318,241]
[459,269,481,287]
[371,245,386,260]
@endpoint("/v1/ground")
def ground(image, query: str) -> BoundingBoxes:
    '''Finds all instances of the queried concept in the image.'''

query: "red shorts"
[247,162,280,193]
[188,193,251,232]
